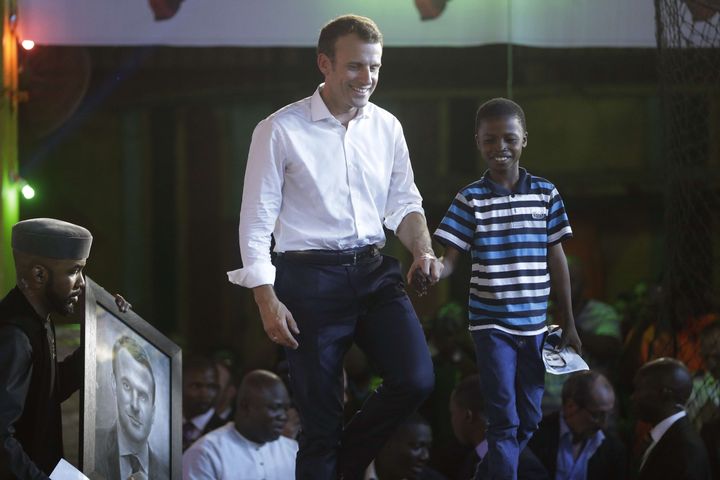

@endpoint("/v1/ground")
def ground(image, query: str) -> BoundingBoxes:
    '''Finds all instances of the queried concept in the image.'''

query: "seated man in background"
[182,355,221,451]
[632,358,711,480]
[450,375,548,480]
[182,370,297,479]
[366,413,446,480]
[528,371,625,480]
[211,354,238,427]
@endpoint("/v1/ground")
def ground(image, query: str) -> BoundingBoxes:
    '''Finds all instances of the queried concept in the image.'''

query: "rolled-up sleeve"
[383,120,424,233]
[227,119,285,288]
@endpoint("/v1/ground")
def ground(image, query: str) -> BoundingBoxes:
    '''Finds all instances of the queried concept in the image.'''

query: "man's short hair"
[112,335,156,403]
[561,370,611,407]
[452,374,485,415]
[475,97,527,133]
[183,353,217,376]
[317,14,383,60]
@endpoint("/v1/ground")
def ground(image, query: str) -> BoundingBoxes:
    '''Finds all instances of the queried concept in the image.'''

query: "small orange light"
[21,40,35,50]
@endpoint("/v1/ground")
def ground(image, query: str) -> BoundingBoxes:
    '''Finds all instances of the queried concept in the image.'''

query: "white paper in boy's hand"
[49,459,89,480]
[543,325,589,375]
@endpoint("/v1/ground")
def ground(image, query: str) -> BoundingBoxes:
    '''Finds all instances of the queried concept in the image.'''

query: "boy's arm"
[547,243,582,353]
[439,245,462,279]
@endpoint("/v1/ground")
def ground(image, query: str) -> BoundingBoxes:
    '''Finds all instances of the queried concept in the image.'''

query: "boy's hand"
[558,326,582,355]
[410,269,430,296]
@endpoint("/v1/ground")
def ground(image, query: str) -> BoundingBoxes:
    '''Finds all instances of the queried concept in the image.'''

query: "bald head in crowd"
[233,370,290,444]
[632,357,692,424]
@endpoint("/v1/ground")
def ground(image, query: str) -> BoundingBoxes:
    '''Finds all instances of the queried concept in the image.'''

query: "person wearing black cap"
[0,218,129,479]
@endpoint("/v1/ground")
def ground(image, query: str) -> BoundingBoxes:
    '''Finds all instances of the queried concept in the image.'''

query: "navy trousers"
[274,254,434,480]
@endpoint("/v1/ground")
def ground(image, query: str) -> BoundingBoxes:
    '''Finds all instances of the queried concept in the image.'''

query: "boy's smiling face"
[475,115,528,177]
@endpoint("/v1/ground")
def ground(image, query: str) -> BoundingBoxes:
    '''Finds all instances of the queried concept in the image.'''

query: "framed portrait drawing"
[81,277,181,480]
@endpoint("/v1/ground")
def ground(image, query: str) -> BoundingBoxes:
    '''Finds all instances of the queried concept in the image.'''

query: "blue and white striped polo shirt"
[434,168,572,335]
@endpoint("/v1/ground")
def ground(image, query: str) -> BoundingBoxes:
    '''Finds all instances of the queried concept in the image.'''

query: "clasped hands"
[407,252,443,296]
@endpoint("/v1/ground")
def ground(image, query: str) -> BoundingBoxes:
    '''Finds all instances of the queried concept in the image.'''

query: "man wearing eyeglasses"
[527,371,626,480]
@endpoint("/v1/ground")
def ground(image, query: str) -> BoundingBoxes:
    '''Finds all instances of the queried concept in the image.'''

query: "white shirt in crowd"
[182,423,298,480]
[227,84,424,288]
[639,409,687,471]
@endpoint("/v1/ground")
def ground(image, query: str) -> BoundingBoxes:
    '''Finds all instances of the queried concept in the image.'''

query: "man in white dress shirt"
[227,14,442,480]
[182,370,297,480]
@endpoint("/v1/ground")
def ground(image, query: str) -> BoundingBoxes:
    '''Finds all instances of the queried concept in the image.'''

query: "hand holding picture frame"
[82,277,181,480]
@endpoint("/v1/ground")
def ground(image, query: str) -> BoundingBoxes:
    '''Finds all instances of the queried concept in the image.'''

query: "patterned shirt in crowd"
[434,168,572,334]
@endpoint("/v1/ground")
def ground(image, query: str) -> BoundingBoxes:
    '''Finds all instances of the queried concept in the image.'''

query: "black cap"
[12,218,93,260]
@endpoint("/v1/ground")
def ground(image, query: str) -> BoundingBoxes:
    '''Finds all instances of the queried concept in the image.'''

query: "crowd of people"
[177,299,719,480]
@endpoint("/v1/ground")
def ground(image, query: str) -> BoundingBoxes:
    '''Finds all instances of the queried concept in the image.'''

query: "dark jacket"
[527,411,626,480]
[638,415,711,480]
[94,422,169,480]
[0,287,82,480]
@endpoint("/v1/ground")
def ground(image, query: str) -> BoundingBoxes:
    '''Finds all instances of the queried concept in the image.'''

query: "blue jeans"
[275,254,434,480]
[472,329,546,480]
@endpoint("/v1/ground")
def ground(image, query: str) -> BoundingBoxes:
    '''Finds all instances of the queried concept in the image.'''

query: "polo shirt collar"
[480,167,531,196]
[310,84,369,122]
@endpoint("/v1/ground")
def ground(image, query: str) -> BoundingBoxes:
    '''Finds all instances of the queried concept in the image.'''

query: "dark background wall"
[18,45,706,370]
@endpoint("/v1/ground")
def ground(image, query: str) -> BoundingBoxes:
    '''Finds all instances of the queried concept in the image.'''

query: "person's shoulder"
[456,178,490,197]
[0,323,33,356]
[364,102,401,126]
[274,434,299,452]
[527,173,558,191]
[267,96,312,122]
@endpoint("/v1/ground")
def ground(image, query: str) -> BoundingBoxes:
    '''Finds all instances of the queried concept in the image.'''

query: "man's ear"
[522,131,528,147]
[317,53,332,77]
[29,264,49,287]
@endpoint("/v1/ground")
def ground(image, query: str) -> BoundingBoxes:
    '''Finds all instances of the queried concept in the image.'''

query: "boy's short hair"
[317,15,383,60]
[475,97,527,133]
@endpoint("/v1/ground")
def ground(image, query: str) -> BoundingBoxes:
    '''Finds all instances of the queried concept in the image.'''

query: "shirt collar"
[480,167,531,196]
[559,412,606,445]
[475,439,489,462]
[310,84,370,123]
[650,410,686,443]
[116,425,150,472]
[189,407,216,432]
[364,460,378,480]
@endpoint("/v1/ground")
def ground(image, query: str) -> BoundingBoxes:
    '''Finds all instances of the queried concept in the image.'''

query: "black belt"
[275,245,380,266]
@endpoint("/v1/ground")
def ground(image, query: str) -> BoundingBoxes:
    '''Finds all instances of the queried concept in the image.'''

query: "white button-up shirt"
[182,423,298,480]
[227,85,424,288]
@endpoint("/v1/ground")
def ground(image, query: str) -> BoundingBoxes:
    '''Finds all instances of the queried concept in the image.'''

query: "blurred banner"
[18,0,657,47]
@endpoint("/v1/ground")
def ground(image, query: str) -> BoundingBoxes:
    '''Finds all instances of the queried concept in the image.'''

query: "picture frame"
[81,276,181,480]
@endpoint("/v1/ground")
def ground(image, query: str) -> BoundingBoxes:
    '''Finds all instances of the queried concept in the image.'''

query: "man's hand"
[114,294,132,313]
[558,324,582,355]
[253,285,299,349]
[406,253,443,296]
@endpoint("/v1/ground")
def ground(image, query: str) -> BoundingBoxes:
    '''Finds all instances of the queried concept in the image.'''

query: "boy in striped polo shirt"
[433,98,582,480]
